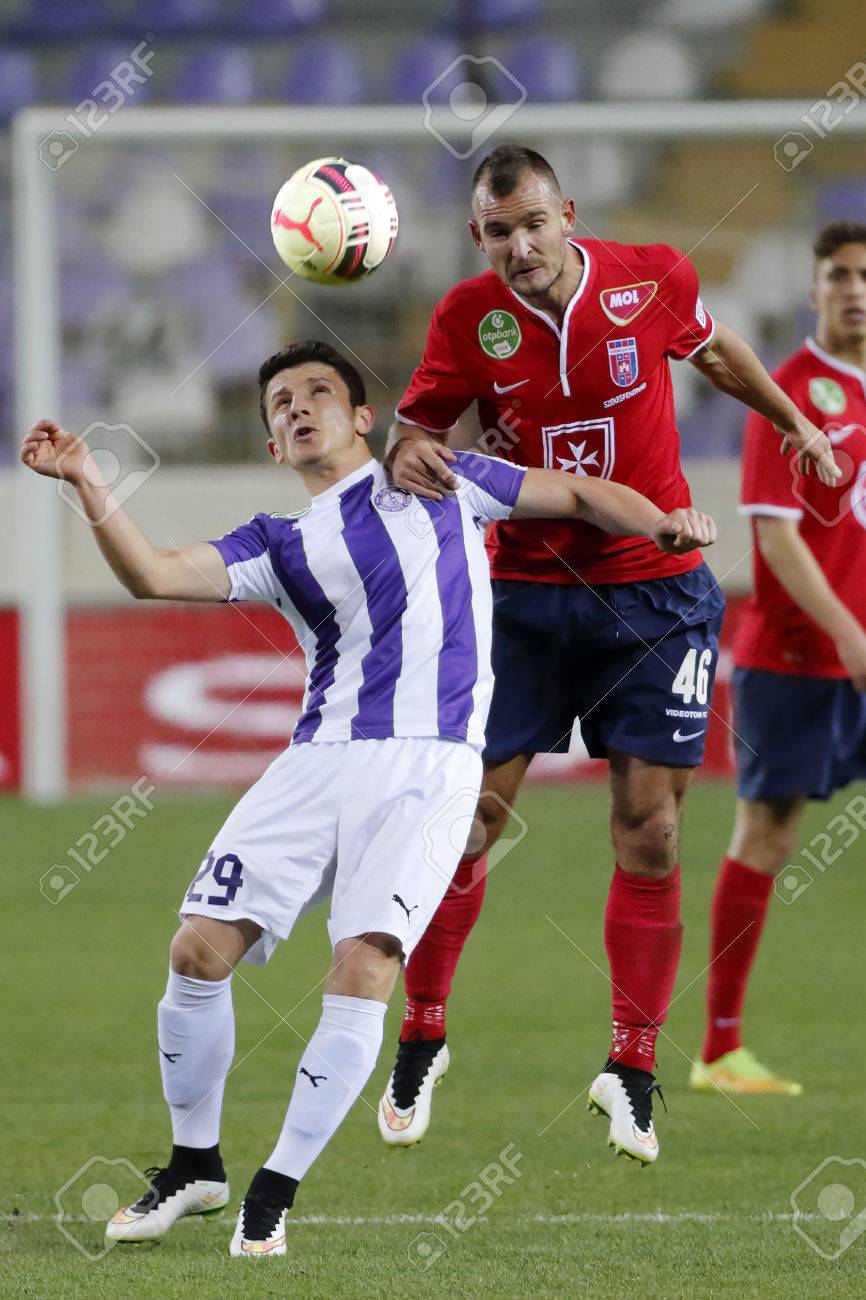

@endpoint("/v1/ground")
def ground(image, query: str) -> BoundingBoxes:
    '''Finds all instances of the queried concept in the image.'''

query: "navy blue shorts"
[483,565,725,769]
[733,667,866,802]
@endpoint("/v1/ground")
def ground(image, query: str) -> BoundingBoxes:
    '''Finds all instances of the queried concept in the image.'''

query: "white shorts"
[180,736,483,965]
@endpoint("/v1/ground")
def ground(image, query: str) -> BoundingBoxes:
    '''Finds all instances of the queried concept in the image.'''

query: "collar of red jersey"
[505,240,592,338]
[805,335,866,388]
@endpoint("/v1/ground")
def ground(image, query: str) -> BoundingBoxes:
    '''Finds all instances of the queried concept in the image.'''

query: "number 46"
[672,648,712,706]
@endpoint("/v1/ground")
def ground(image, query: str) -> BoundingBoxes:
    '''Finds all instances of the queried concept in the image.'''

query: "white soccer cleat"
[229,1198,287,1258]
[105,1166,229,1243]
[378,1038,449,1147]
[587,1060,664,1165]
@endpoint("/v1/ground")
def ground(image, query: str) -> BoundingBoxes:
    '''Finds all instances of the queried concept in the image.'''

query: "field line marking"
[6,1210,821,1226]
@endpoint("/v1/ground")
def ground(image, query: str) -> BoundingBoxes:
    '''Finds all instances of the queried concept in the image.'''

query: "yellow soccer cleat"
[689,1046,802,1096]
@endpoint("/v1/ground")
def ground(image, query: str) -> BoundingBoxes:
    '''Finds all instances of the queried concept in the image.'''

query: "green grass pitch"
[5,781,866,1298]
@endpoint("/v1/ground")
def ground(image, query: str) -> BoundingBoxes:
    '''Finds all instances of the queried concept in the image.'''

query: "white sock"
[265,993,386,1181]
[157,969,235,1150]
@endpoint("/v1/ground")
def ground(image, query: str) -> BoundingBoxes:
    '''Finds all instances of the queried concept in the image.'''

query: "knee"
[611,807,679,876]
[169,922,232,981]
[462,789,512,861]
[733,819,798,875]
[328,933,401,1000]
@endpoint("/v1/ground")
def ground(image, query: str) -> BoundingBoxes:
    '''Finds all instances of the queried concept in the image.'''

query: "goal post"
[13,101,866,800]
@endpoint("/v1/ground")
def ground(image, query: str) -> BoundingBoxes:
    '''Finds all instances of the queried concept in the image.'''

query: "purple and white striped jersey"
[210,451,527,748]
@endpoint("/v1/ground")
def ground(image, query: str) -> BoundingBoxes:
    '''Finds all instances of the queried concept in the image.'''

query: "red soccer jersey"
[734,338,866,679]
[396,238,715,585]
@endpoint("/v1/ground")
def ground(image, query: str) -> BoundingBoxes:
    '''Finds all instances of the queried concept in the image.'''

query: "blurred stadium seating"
[1,0,861,472]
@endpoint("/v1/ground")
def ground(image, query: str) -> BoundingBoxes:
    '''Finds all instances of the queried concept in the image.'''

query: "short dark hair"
[813,220,866,261]
[471,145,561,202]
[257,339,367,432]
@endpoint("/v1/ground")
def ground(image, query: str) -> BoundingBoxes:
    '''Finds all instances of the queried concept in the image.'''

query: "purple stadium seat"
[473,0,541,24]
[236,0,326,35]
[203,193,273,260]
[392,37,462,104]
[61,253,131,330]
[18,0,105,36]
[0,48,38,117]
[285,37,365,104]
[679,390,741,458]
[505,37,583,102]
[174,46,258,104]
[135,0,220,34]
[818,178,866,222]
[65,47,155,105]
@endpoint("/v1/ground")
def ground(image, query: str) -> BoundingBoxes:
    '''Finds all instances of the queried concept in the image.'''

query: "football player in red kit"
[379,146,839,1163]
[691,221,866,1097]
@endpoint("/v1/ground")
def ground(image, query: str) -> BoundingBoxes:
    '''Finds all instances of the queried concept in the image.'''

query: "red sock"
[400,855,487,1042]
[701,856,774,1064]
[604,863,683,1071]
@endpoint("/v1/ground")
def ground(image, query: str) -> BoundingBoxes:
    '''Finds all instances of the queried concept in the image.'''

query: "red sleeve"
[396,304,474,433]
[739,407,804,519]
[661,249,716,360]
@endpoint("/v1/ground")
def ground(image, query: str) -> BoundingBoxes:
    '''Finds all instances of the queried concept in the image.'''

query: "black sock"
[249,1165,299,1209]
[170,1142,225,1181]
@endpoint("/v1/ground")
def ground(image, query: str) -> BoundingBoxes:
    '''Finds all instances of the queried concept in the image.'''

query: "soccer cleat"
[377,1037,449,1147]
[105,1165,229,1243]
[689,1046,803,1096]
[229,1167,297,1259]
[229,1198,287,1259]
[587,1059,664,1165]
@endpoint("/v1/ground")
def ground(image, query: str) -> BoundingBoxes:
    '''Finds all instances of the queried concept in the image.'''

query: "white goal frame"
[13,101,866,800]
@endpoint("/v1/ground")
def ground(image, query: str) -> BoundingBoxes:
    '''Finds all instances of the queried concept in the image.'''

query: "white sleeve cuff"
[394,410,457,434]
[737,502,803,520]
[680,314,716,359]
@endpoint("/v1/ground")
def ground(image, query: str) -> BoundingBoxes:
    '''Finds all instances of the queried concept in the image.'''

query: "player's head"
[258,340,374,473]
[469,145,576,298]
[811,221,866,346]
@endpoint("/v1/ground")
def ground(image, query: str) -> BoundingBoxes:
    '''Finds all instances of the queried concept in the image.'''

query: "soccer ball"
[270,157,398,286]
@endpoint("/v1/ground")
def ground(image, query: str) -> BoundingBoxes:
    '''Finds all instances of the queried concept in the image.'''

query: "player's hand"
[20,419,92,485]
[836,625,866,693]
[653,507,716,554]
[777,416,841,486]
[388,436,459,500]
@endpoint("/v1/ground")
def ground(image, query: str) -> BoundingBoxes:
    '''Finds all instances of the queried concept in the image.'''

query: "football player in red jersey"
[691,221,866,1098]
[377,146,839,1164]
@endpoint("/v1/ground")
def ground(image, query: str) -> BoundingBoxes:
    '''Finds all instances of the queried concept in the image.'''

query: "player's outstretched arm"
[755,516,866,691]
[384,420,459,500]
[689,321,840,486]
[510,467,716,553]
[21,419,230,602]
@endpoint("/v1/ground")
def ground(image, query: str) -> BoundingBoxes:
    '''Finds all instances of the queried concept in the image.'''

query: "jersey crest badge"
[478,309,522,360]
[374,486,412,512]
[607,337,639,388]
[599,281,657,326]
[809,376,847,415]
